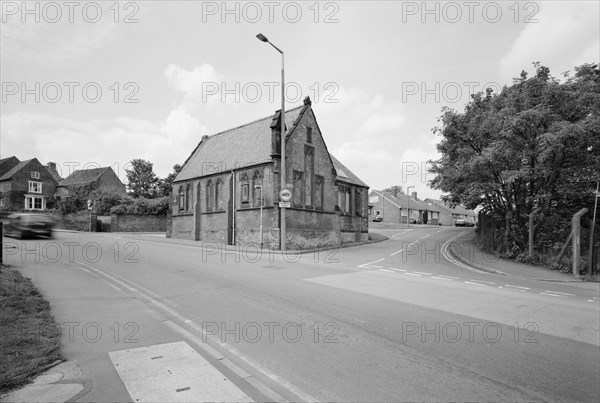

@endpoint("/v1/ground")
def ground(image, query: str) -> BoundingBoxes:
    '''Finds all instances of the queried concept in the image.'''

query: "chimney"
[393,188,399,198]
[46,162,61,180]
[411,191,418,200]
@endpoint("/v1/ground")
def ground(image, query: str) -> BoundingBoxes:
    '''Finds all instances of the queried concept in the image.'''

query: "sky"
[1,0,598,200]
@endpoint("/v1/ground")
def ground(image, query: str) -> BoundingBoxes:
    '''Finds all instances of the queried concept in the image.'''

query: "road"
[3,225,599,402]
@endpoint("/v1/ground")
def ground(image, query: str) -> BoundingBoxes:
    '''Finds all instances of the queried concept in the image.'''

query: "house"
[0,157,59,211]
[423,198,477,225]
[368,190,441,225]
[169,97,369,249]
[56,167,126,198]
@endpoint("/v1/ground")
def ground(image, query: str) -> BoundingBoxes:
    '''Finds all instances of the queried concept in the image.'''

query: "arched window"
[241,174,249,204]
[206,180,214,211]
[178,186,184,211]
[215,178,223,210]
[345,187,351,214]
[185,184,191,211]
[252,170,262,207]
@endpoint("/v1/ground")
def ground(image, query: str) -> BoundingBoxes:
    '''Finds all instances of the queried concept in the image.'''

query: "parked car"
[3,213,55,239]
[372,214,383,222]
[454,218,475,227]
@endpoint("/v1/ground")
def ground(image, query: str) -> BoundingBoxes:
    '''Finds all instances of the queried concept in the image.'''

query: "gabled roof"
[0,156,20,177]
[174,104,307,182]
[370,190,439,211]
[58,167,111,186]
[330,154,368,188]
[0,159,35,181]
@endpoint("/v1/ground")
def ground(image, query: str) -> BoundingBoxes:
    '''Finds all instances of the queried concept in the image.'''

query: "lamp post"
[406,186,414,228]
[256,33,286,251]
[255,184,263,249]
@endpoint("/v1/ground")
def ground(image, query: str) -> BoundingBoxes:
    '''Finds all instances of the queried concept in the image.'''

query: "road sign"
[279,202,291,208]
[87,200,93,210]
[279,189,292,202]
[285,183,293,189]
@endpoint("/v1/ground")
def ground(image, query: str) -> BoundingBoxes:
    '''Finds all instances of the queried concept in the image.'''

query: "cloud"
[499,2,600,83]
[0,110,205,180]
[1,15,117,65]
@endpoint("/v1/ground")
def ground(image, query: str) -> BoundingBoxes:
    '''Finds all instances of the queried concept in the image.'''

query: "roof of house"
[370,190,438,211]
[0,159,35,181]
[330,154,368,188]
[58,167,112,186]
[0,156,20,177]
[45,165,62,182]
[174,104,307,183]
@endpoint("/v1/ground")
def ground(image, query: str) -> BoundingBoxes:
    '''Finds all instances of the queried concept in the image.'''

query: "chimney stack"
[411,191,418,200]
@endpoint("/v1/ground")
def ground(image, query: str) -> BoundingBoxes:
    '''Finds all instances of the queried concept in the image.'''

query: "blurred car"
[3,213,55,239]
[454,218,475,227]
[372,214,383,222]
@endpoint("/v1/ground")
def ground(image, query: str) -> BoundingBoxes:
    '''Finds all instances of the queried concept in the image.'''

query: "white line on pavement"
[469,279,495,285]
[413,271,432,275]
[403,273,422,277]
[464,281,486,286]
[379,269,394,273]
[431,276,452,281]
[504,285,529,290]
[540,292,568,297]
[544,291,574,296]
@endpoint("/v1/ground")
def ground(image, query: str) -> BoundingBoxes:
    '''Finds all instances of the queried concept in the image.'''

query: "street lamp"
[406,186,414,228]
[256,33,286,251]
[255,184,264,249]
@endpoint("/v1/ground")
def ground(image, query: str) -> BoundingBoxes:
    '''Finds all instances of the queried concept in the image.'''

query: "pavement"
[447,230,581,282]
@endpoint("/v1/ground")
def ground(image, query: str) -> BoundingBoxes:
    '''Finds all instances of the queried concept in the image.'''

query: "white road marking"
[469,279,495,285]
[358,258,385,269]
[505,285,529,290]
[77,261,318,402]
[391,240,419,256]
[431,276,452,281]
[540,292,568,297]
[403,273,422,277]
[438,275,459,279]
[388,268,407,272]
[379,269,394,273]
[464,281,486,286]
[109,341,248,402]
[422,234,431,239]
[413,271,432,276]
[544,291,574,296]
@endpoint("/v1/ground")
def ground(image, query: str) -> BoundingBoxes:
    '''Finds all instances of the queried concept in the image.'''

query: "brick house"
[0,157,59,211]
[56,167,126,198]
[369,190,441,225]
[169,97,369,249]
[423,198,477,225]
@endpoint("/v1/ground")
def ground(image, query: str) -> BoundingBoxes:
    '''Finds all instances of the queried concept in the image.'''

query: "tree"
[429,63,600,260]
[157,164,182,197]
[382,185,404,196]
[125,159,160,198]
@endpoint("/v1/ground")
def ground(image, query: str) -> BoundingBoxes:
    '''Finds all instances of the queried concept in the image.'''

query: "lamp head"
[256,33,269,42]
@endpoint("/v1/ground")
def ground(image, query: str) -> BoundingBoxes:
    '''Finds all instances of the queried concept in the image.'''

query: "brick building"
[369,190,441,225]
[169,97,369,249]
[56,167,126,198]
[0,157,59,211]
[423,198,477,225]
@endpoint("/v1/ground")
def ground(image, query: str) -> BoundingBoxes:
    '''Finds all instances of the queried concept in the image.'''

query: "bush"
[110,196,169,215]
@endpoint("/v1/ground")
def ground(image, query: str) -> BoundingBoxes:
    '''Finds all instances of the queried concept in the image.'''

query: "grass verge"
[0,264,62,394]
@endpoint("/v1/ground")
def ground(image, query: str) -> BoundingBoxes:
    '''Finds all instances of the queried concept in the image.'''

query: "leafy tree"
[157,164,182,197]
[429,63,600,262]
[125,159,160,198]
[382,185,404,196]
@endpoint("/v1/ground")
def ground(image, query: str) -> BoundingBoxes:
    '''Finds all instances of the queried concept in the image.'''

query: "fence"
[477,209,599,276]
